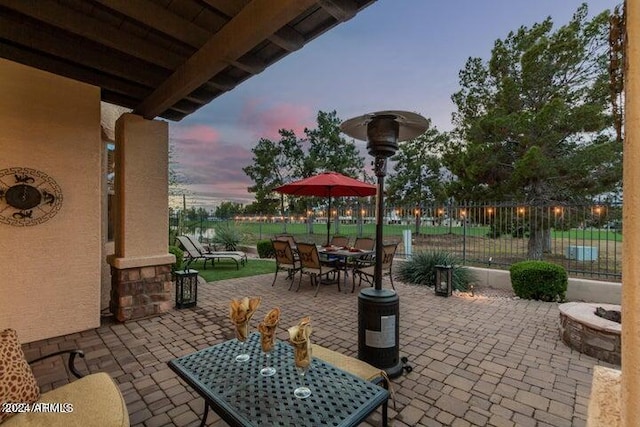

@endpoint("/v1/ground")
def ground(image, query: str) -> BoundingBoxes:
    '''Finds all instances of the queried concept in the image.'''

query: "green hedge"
[256,240,275,258]
[509,260,567,301]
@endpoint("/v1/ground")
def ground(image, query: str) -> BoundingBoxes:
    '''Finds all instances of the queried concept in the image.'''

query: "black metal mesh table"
[168,333,389,427]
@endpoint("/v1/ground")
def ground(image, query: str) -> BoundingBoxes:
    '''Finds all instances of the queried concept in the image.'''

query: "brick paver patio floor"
[23,271,618,426]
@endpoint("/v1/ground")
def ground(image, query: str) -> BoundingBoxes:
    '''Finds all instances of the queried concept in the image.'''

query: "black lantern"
[175,269,198,308]
[342,111,429,379]
[434,265,453,297]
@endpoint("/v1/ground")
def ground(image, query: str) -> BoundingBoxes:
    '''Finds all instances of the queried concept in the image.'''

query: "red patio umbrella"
[274,172,377,245]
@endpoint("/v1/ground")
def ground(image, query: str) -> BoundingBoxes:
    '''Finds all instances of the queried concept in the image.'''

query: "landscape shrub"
[397,250,474,291]
[257,240,275,258]
[168,245,184,273]
[168,228,178,246]
[509,260,567,301]
[213,223,243,251]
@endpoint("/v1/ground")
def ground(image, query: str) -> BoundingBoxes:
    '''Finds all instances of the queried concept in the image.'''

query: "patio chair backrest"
[185,235,207,255]
[275,233,296,248]
[272,239,296,265]
[296,242,320,269]
[176,235,201,258]
[382,243,398,270]
[354,237,375,251]
[330,235,349,247]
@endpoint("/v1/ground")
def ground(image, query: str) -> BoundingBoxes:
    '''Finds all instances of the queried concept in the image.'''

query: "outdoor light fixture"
[341,110,429,378]
[175,269,198,308]
[434,265,453,297]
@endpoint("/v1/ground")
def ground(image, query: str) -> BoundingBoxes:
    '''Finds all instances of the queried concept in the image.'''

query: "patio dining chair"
[271,239,301,289]
[296,242,341,297]
[334,236,375,278]
[274,233,299,258]
[352,236,375,267]
[330,235,349,248]
[324,235,350,271]
[352,243,398,292]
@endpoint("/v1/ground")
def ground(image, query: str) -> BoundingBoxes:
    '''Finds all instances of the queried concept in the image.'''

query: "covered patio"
[2,1,640,425]
[24,273,616,426]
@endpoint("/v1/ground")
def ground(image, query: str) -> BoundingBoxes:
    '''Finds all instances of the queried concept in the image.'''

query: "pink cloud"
[174,124,220,143]
[239,99,314,140]
[171,124,254,195]
[170,103,317,208]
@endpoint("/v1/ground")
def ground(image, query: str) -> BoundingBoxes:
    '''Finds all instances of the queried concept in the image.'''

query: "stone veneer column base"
[110,264,173,322]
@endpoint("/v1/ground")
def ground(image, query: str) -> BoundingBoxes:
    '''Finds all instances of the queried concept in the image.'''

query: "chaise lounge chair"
[176,236,245,270]
[184,235,247,264]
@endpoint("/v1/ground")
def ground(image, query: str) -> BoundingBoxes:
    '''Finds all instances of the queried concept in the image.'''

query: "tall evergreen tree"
[243,110,366,216]
[445,4,621,258]
[305,110,365,177]
[387,121,449,234]
[242,129,304,214]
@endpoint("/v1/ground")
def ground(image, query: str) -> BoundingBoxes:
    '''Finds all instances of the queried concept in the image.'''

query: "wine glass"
[235,323,250,362]
[260,344,276,377]
[293,354,311,398]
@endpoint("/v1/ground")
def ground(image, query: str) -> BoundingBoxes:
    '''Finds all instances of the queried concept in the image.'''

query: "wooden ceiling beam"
[201,0,249,18]
[1,0,184,70]
[230,57,266,75]
[94,0,209,47]
[134,0,317,119]
[270,26,305,52]
[0,42,151,100]
[0,15,166,87]
[317,0,358,21]
[201,0,303,52]
[206,76,237,91]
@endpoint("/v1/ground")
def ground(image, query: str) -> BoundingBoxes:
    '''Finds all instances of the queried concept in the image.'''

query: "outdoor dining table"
[168,332,389,427]
[318,246,374,292]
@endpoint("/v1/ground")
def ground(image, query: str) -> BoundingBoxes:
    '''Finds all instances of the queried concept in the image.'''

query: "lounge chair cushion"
[312,344,383,382]
[0,329,40,423]
[2,372,129,427]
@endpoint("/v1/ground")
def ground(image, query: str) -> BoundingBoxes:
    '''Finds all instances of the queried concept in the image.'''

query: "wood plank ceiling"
[0,0,376,121]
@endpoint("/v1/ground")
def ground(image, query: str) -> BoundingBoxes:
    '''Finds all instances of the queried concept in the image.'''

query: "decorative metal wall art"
[0,167,63,226]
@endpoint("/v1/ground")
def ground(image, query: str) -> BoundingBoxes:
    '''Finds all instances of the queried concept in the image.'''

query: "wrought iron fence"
[170,200,622,281]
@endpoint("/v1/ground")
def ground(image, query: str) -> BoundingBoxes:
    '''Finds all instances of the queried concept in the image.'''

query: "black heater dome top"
[340,110,429,143]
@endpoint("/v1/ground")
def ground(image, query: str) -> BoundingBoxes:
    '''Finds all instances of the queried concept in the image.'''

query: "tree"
[214,201,243,219]
[168,141,189,197]
[243,110,366,217]
[303,110,366,221]
[305,110,365,178]
[387,121,449,234]
[242,129,304,214]
[444,4,621,258]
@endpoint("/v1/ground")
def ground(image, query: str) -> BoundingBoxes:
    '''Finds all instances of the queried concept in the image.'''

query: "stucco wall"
[0,59,101,343]
[108,114,173,271]
[468,267,621,304]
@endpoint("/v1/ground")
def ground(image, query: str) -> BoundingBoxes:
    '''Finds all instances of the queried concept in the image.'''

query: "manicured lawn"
[186,259,275,282]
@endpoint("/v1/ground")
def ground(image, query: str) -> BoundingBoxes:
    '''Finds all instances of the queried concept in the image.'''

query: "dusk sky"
[170,0,614,211]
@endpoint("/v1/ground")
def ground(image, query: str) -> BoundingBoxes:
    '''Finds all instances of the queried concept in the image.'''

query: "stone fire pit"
[559,302,621,365]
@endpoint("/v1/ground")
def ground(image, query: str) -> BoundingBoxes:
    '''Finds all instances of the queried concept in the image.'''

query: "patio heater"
[341,111,428,378]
